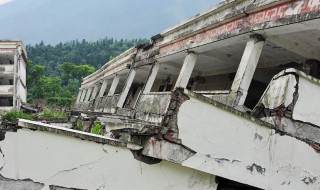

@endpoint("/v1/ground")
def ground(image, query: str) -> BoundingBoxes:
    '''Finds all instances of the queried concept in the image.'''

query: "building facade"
[71,0,320,189]
[0,0,320,189]
[0,40,27,112]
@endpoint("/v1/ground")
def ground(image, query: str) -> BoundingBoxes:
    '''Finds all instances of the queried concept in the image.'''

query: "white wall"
[177,94,320,190]
[0,129,217,190]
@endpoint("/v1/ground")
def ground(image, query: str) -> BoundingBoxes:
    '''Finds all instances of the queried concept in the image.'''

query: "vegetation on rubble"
[26,37,146,108]
[37,109,66,119]
[1,109,67,122]
[91,122,103,135]
[73,122,84,131]
[1,110,36,122]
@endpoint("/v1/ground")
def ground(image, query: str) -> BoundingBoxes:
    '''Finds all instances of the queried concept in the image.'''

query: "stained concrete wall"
[176,91,320,190]
[0,128,217,190]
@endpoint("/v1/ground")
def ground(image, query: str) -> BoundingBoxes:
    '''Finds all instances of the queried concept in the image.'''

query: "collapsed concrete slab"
[0,120,217,190]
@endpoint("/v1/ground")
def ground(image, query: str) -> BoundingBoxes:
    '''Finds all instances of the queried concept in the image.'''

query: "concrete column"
[175,52,198,88]
[117,69,137,108]
[76,90,83,103]
[108,75,120,96]
[98,79,109,97]
[229,34,265,106]
[84,87,94,102]
[80,89,87,102]
[143,62,160,93]
[90,84,100,100]
[13,49,18,109]
[130,85,142,108]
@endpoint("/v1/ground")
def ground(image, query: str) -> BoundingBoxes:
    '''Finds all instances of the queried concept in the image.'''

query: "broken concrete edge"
[183,88,273,128]
[48,185,86,190]
[253,68,320,127]
[261,116,320,150]
[141,137,196,165]
[0,173,87,190]
[83,47,135,82]
[273,68,320,87]
[182,89,320,150]
[17,119,142,151]
[98,115,161,127]
[0,174,45,189]
[156,10,320,59]
[160,0,286,38]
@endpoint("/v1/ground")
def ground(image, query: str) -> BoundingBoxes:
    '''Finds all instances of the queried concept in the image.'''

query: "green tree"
[34,76,62,99]
[26,60,45,89]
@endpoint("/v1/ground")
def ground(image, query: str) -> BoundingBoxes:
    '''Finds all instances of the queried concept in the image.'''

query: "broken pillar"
[117,68,137,108]
[98,78,109,97]
[117,69,137,108]
[228,34,265,107]
[76,90,83,103]
[80,88,87,102]
[108,74,120,96]
[90,84,100,100]
[143,62,160,93]
[84,87,93,102]
[175,52,198,89]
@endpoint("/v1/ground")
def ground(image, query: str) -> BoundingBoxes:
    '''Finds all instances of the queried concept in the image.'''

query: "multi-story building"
[0,40,27,112]
[1,0,320,189]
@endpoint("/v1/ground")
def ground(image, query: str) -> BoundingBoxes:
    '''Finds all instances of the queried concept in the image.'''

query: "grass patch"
[37,109,66,119]
[1,110,36,122]
[91,122,103,135]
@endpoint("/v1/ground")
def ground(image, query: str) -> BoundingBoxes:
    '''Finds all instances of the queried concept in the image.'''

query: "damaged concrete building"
[0,40,27,112]
[1,0,320,189]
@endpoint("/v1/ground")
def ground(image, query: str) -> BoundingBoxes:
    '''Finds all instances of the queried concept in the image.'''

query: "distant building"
[0,40,27,112]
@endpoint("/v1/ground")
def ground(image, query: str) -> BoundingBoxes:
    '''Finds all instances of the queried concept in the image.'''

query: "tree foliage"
[26,37,146,76]
[26,37,146,108]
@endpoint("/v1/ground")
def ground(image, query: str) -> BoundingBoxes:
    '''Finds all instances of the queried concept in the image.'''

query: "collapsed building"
[0,40,27,112]
[1,0,320,189]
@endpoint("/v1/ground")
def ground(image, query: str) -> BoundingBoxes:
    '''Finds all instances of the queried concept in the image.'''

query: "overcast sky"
[0,0,221,44]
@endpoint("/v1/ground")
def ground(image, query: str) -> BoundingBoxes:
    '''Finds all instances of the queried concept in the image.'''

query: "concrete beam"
[98,79,109,97]
[229,35,265,107]
[117,69,137,108]
[143,62,160,93]
[108,75,120,96]
[175,52,198,89]
[267,35,320,61]
[90,84,100,100]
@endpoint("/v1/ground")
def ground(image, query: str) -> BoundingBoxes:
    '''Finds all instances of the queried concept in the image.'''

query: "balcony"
[0,85,14,96]
[0,65,14,77]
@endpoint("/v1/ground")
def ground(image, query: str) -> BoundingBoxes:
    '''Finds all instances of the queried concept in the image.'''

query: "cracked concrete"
[0,128,217,190]
[0,174,45,190]
[176,90,320,190]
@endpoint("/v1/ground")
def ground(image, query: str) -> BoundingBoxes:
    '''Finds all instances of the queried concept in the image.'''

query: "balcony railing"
[135,92,171,123]
[194,90,230,104]
[103,94,120,113]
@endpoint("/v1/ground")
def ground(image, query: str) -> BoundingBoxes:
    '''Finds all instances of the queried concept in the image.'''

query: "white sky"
[0,0,13,6]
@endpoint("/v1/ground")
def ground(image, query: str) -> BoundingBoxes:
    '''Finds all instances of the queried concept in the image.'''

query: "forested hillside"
[26,37,146,107]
